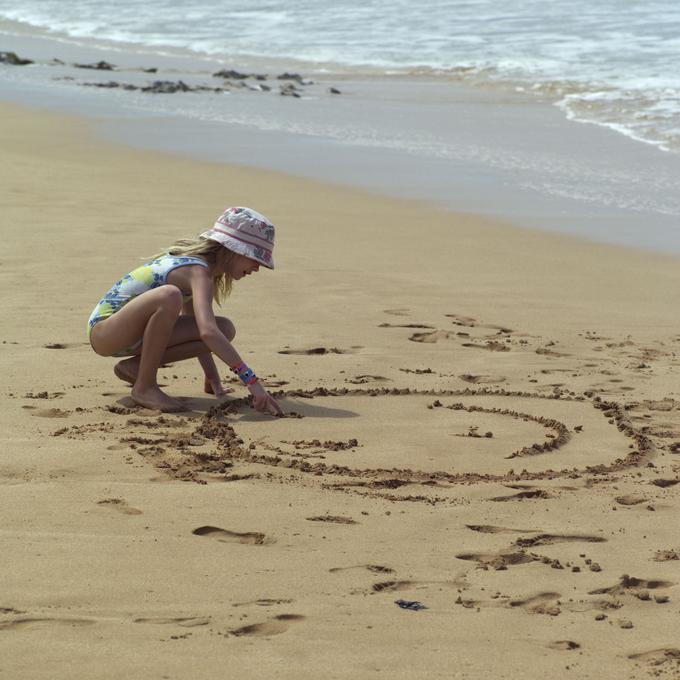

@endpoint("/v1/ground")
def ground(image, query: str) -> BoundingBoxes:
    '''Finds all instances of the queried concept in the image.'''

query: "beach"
[1,95,680,679]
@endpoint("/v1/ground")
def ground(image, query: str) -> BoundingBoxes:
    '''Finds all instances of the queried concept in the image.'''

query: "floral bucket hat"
[201,206,275,269]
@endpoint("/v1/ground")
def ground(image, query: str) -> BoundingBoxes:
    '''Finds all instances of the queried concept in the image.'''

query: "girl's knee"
[158,285,183,314]
[216,316,236,341]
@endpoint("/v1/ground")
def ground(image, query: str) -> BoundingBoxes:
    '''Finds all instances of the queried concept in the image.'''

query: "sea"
[1,0,679,251]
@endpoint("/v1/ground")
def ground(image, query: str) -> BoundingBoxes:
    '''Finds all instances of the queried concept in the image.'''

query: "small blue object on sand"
[394,599,427,611]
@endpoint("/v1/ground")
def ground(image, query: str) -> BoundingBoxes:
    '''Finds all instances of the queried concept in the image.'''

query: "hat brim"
[201,231,274,269]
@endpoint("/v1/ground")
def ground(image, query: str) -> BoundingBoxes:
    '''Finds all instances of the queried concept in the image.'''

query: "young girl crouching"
[87,206,283,415]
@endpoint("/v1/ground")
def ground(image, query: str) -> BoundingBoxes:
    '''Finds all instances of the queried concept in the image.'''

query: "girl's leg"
[91,286,185,411]
[113,316,235,385]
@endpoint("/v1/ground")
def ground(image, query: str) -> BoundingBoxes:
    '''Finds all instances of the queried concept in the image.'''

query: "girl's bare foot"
[114,358,140,385]
[131,385,184,413]
[204,376,234,396]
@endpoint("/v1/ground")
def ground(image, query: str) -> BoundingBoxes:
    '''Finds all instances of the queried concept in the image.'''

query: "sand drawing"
[51,385,656,502]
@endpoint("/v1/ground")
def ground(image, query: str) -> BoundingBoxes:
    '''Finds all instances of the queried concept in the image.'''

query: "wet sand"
[1,100,680,679]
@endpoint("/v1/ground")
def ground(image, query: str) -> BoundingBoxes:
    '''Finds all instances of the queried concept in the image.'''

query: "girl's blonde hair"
[152,237,236,304]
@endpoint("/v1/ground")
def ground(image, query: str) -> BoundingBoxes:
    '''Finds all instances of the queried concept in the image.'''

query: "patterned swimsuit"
[87,255,209,356]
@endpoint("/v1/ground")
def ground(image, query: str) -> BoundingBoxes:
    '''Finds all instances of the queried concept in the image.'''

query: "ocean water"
[1,0,679,153]
[1,1,680,252]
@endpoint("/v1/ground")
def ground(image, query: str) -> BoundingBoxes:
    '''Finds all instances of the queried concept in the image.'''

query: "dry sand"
[1,100,679,679]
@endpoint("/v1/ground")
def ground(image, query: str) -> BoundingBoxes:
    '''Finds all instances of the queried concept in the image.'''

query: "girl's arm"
[181,298,229,397]
[189,268,283,415]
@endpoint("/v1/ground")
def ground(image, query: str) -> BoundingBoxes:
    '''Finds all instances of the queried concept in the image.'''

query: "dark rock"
[82,80,122,89]
[329,87,342,94]
[280,82,301,97]
[0,51,33,66]
[213,68,249,79]
[143,67,158,73]
[193,84,217,92]
[141,80,192,93]
[277,72,311,85]
[74,60,116,70]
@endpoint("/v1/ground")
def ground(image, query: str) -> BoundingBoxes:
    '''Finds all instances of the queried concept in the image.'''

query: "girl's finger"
[268,396,284,415]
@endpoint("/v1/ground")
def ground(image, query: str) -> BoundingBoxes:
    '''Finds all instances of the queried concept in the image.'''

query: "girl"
[87,206,283,415]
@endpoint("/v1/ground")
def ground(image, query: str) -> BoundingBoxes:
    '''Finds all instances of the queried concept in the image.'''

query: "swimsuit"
[87,255,209,357]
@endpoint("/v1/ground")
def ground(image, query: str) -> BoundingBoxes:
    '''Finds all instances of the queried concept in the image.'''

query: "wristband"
[230,361,258,386]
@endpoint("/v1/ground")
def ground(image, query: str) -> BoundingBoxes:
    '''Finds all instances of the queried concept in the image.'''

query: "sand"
[1,100,679,679]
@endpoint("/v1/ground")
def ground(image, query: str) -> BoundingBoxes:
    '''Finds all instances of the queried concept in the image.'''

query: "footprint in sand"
[456,551,536,569]
[133,616,210,627]
[513,533,606,548]
[444,314,477,328]
[650,478,680,488]
[230,614,304,637]
[628,648,680,667]
[535,347,570,358]
[278,347,351,355]
[465,524,538,535]
[0,617,95,630]
[461,341,510,352]
[306,515,357,524]
[589,575,674,596]
[490,489,552,502]
[329,564,394,574]
[548,640,581,651]
[30,408,70,418]
[643,399,677,412]
[410,330,457,343]
[371,580,416,593]
[96,498,142,516]
[615,494,648,506]
[379,323,435,329]
[458,374,507,384]
[445,314,514,334]
[347,375,391,384]
[418,331,508,345]
[192,525,273,545]
[508,592,562,616]
[653,549,679,562]
[23,391,64,400]
[233,598,295,608]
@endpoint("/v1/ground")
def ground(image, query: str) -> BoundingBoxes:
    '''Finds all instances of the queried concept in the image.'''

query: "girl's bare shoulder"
[166,260,211,291]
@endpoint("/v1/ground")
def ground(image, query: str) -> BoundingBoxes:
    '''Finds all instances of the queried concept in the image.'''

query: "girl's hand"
[248,381,284,416]
[204,375,233,398]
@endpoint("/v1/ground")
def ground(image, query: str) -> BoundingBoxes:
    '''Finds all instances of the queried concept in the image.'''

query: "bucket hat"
[201,207,275,269]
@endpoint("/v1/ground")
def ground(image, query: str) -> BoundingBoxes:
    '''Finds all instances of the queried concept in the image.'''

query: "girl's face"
[230,254,261,280]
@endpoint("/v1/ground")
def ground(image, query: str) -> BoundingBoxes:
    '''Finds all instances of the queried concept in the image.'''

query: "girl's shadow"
[117,395,359,420]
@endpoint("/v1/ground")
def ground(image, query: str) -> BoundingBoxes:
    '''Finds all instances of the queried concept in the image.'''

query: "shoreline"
[3,26,680,254]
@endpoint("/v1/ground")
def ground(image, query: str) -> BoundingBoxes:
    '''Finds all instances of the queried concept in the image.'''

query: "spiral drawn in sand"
[52,387,654,501]
[193,388,653,495]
